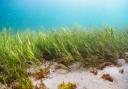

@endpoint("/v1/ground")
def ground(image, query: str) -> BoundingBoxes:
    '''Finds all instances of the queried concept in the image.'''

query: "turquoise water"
[0,0,128,29]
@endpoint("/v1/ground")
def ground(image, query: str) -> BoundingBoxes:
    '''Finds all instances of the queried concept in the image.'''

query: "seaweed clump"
[58,82,77,89]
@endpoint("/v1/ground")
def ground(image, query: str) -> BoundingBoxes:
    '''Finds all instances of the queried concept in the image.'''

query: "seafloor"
[28,59,128,89]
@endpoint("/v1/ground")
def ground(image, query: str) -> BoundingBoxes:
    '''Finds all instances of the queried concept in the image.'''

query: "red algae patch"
[101,74,113,82]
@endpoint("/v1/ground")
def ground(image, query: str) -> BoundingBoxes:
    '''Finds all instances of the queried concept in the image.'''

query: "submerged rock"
[117,59,126,66]
[119,69,124,74]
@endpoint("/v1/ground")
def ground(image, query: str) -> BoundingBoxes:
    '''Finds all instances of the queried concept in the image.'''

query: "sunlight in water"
[0,0,128,28]
[16,0,126,9]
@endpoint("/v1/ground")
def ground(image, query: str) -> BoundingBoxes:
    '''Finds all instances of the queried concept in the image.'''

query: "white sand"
[31,60,128,89]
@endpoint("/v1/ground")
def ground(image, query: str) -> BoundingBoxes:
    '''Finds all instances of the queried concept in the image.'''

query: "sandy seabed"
[31,59,128,89]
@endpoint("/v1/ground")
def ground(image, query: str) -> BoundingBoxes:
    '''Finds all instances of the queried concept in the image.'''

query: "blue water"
[0,0,128,29]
